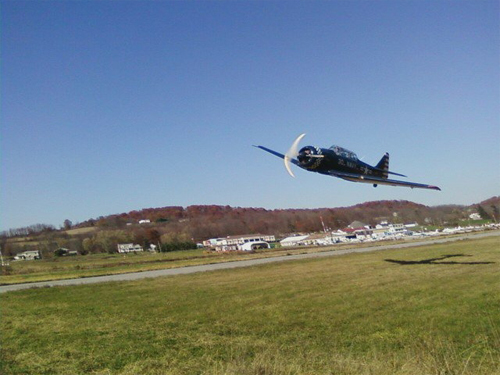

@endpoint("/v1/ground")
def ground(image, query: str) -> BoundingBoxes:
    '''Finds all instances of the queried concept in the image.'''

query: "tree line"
[1,224,56,238]
[1,198,498,257]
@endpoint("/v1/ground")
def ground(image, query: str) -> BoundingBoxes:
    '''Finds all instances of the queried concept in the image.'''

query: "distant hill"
[74,197,498,238]
[478,196,500,207]
[2,197,498,257]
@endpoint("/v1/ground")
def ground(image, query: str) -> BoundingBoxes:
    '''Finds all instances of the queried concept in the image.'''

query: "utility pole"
[0,246,8,267]
[320,216,327,233]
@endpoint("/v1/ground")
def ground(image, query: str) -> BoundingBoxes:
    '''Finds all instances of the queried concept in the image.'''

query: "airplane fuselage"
[254,134,441,190]
[297,146,382,178]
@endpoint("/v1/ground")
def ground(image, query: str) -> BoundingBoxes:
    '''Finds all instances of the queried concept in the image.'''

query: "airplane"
[254,133,441,191]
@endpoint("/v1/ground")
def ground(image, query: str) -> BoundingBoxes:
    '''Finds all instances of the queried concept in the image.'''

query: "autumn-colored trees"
[2,197,499,258]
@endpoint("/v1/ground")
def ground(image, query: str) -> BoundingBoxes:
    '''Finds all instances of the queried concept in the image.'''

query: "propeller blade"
[284,133,306,177]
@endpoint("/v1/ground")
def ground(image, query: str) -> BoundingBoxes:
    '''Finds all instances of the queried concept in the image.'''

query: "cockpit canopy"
[329,145,358,161]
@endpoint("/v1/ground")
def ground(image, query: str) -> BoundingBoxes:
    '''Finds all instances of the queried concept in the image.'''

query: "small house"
[14,250,41,261]
[239,241,270,251]
[117,243,144,253]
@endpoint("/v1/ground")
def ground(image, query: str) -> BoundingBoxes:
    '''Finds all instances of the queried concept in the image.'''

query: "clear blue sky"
[1,0,499,230]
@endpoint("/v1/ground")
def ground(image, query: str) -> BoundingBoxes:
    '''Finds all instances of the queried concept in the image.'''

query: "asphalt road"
[1,230,498,294]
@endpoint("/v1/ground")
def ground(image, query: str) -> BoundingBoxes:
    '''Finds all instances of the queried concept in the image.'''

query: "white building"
[240,241,270,251]
[117,243,144,253]
[14,250,41,260]
[280,235,309,247]
[281,232,354,247]
[389,223,406,233]
[203,234,275,251]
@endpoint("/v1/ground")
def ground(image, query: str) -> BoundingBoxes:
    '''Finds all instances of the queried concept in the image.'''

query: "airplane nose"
[297,147,312,164]
[297,146,323,168]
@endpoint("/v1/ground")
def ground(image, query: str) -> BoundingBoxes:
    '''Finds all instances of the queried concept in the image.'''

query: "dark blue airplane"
[254,133,441,191]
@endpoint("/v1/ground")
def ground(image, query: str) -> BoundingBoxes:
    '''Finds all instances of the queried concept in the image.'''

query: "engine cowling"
[297,146,323,169]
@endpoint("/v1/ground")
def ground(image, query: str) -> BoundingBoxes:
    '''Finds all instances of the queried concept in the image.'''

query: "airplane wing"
[323,170,441,191]
[253,145,300,166]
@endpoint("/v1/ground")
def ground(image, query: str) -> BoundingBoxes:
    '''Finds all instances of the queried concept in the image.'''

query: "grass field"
[0,241,398,285]
[0,248,218,285]
[1,236,499,374]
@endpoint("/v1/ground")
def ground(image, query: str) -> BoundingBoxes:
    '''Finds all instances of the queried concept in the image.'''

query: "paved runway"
[1,230,498,293]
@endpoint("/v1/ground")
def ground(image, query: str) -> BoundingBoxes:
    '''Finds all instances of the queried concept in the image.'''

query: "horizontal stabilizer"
[373,167,407,178]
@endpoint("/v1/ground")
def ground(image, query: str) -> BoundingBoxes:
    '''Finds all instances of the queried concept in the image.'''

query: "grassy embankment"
[1,236,499,374]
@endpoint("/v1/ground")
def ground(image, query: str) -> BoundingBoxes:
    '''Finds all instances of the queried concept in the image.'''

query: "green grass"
[458,219,493,226]
[1,241,395,285]
[0,249,215,284]
[1,236,499,374]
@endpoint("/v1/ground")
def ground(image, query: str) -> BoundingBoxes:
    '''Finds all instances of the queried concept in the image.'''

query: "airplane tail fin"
[376,153,390,179]
[374,153,407,178]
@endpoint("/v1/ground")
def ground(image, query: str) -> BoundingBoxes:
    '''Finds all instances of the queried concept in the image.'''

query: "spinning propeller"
[284,133,324,177]
[284,133,306,177]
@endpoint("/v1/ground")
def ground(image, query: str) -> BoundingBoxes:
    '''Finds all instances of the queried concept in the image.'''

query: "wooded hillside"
[1,197,498,257]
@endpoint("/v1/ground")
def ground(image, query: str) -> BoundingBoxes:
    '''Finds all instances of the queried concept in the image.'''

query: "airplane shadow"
[384,254,495,266]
